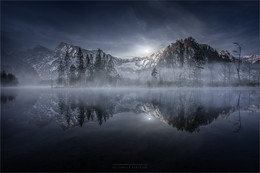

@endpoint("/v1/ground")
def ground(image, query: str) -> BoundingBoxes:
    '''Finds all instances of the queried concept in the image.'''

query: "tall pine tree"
[64,51,70,86]
[94,49,104,79]
[85,54,91,80]
[106,57,117,83]
[57,59,65,86]
[69,65,77,86]
[151,67,158,79]
[77,48,86,85]
[89,54,94,81]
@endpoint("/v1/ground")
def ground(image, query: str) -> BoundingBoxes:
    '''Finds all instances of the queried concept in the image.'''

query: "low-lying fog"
[2,87,259,131]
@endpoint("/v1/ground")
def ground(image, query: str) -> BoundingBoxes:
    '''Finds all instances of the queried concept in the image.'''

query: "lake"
[1,87,259,172]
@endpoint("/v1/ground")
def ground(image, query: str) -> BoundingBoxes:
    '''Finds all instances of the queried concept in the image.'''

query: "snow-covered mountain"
[1,42,123,82]
[2,37,258,83]
[219,50,235,61]
[126,37,235,70]
[98,37,238,78]
[243,55,260,64]
[23,42,121,80]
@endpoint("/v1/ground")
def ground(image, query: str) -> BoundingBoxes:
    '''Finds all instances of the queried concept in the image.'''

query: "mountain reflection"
[26,89,259,132]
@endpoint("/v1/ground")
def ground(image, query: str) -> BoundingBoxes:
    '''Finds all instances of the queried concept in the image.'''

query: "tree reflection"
[56,93,114,130]
[28,90,256,133]
[1,93,17,104]
[77,101,85,127]
[143,92,228,133]
[233,92,242,133]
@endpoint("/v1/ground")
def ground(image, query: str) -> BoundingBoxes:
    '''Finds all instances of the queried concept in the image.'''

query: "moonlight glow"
[1,1,259,172]
[136,45,153,56]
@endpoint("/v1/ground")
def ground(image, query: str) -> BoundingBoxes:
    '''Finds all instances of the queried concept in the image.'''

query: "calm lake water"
[1,88,259,172]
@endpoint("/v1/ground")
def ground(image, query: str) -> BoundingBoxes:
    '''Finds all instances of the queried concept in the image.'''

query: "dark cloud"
[1,1,259,58]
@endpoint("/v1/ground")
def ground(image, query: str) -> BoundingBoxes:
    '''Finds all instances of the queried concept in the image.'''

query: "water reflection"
[18,89,259,132]
[56,93,115,130]
[1,92,16,104]
[2,88,259,172]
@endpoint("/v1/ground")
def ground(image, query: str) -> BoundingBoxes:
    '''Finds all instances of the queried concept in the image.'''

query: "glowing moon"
[136,45,153,56]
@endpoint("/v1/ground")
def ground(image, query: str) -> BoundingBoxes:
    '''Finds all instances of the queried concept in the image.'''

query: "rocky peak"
[54,42,77,54]
[219,50,235,61]
[243,55,260,64]
[151,37,221,68]
[183,37,197,46]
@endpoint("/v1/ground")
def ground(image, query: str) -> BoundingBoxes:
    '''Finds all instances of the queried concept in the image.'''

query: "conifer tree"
[86,54,91,69]
[85,54,91,80]
[69,65,77,86]
[151,67,158,79]
[1,71,18,86]
[77,48,86,85]
[57,59,65,86]
[107,57,117,83]
[78,102,85,127]
[94,49,104,79]
[64,51,70,86]
[89,54,94,80]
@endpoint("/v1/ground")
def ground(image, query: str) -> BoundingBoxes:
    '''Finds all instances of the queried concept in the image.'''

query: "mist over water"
[1,1,259,171]
[1,87,259,172]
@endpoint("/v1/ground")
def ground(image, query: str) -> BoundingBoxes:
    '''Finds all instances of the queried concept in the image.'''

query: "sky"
[1,1,259,58]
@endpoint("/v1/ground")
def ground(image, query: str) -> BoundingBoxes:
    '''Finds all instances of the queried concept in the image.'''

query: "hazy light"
[135,45,154,57]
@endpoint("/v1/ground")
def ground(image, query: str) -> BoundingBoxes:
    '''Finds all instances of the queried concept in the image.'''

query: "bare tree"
[220,62,227,85]
[221,62,234,86]
[226,62,233,85]
[233,42,242,85]
[246,61,251,83]
[233,92,241,133]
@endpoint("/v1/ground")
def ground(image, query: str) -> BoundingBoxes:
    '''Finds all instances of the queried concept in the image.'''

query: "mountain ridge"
[2,37,258,83]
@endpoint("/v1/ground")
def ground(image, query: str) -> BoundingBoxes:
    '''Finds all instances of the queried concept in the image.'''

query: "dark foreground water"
[1,88,259,172]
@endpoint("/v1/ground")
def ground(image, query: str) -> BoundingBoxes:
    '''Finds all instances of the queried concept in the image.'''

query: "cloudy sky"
[1,1,259,58]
